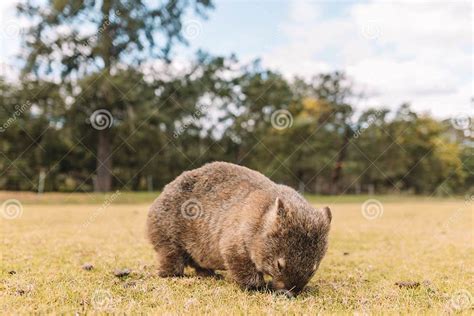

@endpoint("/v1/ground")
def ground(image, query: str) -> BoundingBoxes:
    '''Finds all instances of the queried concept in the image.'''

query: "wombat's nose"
[271,280,285,290]
[274,289,295,298]
[271,280,301,298]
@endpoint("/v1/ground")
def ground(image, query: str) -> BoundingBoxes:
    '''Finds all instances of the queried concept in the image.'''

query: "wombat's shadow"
[245,284,321,299]
[198,273,323,299]
[142,266,322,299]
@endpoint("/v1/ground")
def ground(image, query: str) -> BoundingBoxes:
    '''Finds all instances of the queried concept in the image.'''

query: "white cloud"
[0,1,21,81]
[261,0,473,118]
[1,0,472,119]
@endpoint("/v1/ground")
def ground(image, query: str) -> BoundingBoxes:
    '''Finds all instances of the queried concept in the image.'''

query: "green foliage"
[0,66,471,194]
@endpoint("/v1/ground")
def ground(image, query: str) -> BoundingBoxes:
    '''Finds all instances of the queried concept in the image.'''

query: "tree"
[309,72,355,194]
[351,104,466,194]
[265,73,356,194]
[18,0,214,191]
[221,66,293,164]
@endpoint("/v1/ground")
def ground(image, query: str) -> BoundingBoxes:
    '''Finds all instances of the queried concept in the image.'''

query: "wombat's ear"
[322,206,332,224]
[265,198,287,229]
[275,197,286,217]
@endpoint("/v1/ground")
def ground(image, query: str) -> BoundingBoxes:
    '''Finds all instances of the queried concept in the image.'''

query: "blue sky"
[189,0,290,57]
[189,0,353,59]
[0,0,472,119]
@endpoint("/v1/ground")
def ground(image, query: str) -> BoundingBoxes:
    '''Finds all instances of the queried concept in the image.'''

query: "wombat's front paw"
[235,272,266,291]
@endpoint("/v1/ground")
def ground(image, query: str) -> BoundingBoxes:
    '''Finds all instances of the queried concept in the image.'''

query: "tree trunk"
[94,0,113,192]
[95,129,112,192]
[330,126,351,194]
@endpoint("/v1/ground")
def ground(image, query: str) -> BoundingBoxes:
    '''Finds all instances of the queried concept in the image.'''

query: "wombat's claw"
[239,281,268,293]
[212,273,224,280]
[195,269,223,280]
[157,270,184,278]
[241,285,262,292]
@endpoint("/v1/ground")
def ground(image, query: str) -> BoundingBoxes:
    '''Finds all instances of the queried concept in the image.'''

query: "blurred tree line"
[0,0,472,195]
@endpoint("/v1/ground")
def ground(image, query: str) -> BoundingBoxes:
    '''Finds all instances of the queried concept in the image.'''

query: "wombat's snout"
[271,280,301,297]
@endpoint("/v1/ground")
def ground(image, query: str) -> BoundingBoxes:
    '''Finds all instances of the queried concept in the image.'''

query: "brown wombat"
[147,161,331,296]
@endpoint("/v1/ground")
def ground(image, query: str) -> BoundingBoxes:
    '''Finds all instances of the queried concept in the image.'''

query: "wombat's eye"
[276,258,285,272]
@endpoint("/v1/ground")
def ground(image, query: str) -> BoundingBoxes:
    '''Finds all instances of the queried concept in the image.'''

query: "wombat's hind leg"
[187,258,221,279]
[194,266,217,278]
[155,245,186,277]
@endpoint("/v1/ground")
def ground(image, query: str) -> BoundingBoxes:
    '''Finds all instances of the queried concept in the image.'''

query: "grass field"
[1,192,473,314]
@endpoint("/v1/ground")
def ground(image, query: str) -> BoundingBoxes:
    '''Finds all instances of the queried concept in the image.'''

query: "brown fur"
[146,161,331,295]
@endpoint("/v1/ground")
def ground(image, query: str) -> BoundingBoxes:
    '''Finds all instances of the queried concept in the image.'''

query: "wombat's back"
[176,161,274,195]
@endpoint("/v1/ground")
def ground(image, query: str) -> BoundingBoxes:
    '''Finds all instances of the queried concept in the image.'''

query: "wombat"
[147,161,331,296]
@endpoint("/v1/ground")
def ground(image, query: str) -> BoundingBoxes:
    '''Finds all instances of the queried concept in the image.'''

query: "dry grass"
[1,193,473,314]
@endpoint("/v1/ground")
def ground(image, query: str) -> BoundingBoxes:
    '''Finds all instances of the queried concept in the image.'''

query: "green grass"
[0,190,160,205]
[0,190,463,205]
[1,192,473,314]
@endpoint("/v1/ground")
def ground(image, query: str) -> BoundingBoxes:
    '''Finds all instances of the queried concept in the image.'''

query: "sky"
[0,0,472,119]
